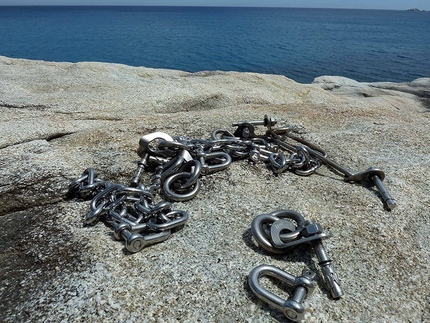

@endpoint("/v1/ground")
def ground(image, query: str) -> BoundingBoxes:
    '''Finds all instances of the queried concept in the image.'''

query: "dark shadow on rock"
[0,206,91,321]
[419,98,430,110]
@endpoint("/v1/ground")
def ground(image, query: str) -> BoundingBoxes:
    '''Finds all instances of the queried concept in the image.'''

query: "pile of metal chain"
[68,168,189,253]
[68,115,395,253]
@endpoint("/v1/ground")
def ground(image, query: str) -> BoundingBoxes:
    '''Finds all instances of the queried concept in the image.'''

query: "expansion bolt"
[302,220,344,299]
[371,174,396,210]
[231,114,277,128]
[303,145,396,210]
[232,115,277,138]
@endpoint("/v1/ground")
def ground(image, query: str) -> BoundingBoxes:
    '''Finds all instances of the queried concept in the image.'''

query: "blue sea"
[0,6,429,83]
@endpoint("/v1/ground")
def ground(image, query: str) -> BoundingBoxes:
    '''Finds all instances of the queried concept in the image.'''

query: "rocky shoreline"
[0,56,429,322]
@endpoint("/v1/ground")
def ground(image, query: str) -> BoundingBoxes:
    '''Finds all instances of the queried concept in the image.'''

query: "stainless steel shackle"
[248,265,316,322]
[137,132,174,157]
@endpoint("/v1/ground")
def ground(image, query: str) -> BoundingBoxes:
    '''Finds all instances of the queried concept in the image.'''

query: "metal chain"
[68,114,395,253]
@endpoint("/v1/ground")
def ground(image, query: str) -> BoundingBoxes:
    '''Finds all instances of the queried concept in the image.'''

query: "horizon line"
[0,5,427,11]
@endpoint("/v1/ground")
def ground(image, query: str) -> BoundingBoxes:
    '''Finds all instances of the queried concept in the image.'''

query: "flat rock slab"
[0,56,429,322]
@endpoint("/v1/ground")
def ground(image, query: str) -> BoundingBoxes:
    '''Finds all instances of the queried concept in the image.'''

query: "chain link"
[68,115,325,252]
[69,114,394,253]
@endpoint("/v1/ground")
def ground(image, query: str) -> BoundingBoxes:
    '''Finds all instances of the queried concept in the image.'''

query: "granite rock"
[1,56,429,323]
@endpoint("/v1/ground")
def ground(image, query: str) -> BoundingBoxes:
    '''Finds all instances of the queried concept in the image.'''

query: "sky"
[0,0,429,10]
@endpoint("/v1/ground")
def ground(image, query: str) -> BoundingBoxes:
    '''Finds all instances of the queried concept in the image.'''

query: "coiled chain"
[68,115,327,253]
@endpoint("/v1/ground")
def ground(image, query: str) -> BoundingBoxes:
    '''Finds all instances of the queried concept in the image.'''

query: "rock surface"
[0,55,429,323]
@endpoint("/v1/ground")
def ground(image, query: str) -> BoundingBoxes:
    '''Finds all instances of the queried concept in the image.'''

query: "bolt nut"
[264,115,277,127]
[301,223,323,237]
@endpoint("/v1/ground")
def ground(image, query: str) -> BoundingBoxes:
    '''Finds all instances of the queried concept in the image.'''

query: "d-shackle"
[249,265,316,322]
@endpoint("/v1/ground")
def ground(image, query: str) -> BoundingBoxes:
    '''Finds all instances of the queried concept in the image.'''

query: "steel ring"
[163,172,201,202]
[268,210,306,242]
[251,213,286,254]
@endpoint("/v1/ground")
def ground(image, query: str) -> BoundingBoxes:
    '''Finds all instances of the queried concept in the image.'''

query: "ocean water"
[0,6,429,83]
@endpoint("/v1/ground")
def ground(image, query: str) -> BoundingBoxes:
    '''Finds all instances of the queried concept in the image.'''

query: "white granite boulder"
[0,56,429,323]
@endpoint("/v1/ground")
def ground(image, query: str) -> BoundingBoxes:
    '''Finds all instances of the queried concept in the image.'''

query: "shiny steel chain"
[68,115,395,253]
